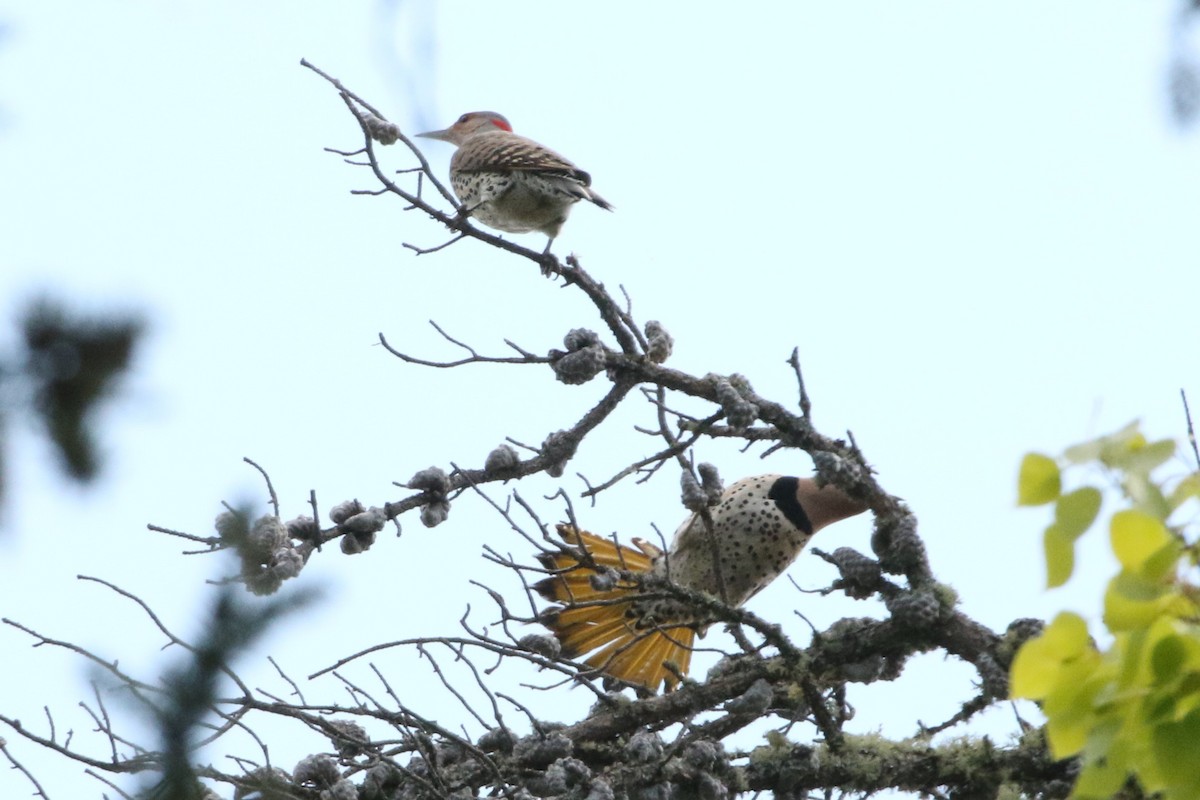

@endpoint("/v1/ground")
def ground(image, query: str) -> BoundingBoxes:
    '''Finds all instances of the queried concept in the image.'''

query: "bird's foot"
[539,238,560,277]
[539,253,560,278]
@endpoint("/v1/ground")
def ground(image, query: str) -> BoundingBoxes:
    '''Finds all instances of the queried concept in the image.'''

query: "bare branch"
[0,739,51,799]
[242,457,280,518]
[788,346,813,419]
[1183,388,1200,470]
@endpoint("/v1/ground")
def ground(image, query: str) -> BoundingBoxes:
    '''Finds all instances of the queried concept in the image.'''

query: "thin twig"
[242,457,280,518]
[0,740,51,799]
[1183,389,1200,470]
[787,347,813,419]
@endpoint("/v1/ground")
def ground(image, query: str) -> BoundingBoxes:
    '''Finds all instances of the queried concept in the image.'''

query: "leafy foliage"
[21,297,144,480]
[0,296,143,513]
[1012,421,1200,800]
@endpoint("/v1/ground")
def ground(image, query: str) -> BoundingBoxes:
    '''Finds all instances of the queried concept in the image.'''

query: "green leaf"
[1010,642,1054,700]
[1018,453,1061,506]
[1152,635,1186,683]
[1064,420,1138,464]
[1143,541,1183,583]
[1047,611,1093,656]
[1011,612,1092,699]
[1113,626,1150,692]
[1063,436,1104,464]
[1055,487,1102,538]
[1041,659,1106,758]
[1152,710,1200,798]
[1104,571,1168,631]
[1110,510,1172,574]
[1125,472,1173,520]
[1045,716,1092,762]
[1044,524,1076,588]
[1119,438,1176,475]
[1073,743,1130,800]
[1097,421,1147,468]
[1169,473,1200,512]
[1065,423,1141,463]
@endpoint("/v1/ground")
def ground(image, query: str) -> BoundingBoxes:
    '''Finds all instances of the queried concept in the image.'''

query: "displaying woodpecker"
[417,112,612,252]
[535,474,868,693]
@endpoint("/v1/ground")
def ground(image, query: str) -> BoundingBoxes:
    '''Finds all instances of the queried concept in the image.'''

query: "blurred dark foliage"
[0,20,10,131]
[141,568,310,800]
[1169,56,1199,126]
[1170,1,1200,127]
[0,296,144,509]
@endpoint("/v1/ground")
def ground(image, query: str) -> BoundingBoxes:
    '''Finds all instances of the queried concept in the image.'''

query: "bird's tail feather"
[535,524,694,692]
[586,188,614,211]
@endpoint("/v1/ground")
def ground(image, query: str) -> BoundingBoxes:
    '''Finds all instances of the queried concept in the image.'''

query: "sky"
[1,1,1198,796]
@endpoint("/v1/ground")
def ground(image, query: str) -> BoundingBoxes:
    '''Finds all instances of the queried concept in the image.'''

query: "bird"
[417,112,612,253]
[535,474,868,693]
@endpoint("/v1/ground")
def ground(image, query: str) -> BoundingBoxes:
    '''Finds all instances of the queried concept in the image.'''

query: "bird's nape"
[417,111,513,144]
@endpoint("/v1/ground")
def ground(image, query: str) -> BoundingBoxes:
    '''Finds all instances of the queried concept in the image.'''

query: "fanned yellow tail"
[535,525,695,693]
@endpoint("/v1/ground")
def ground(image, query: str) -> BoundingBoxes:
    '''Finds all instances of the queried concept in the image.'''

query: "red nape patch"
[491,118,513,132]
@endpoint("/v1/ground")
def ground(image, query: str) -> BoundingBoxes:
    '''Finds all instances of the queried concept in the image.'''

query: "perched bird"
[417,112,612,252]
[535,474,868,693]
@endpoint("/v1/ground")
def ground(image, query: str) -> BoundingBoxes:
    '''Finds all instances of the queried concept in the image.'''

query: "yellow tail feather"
[552,525,655,571]
[586,625,696,693]
[559,613,632,654]
[535,524,695,693]
[543,572,628,604]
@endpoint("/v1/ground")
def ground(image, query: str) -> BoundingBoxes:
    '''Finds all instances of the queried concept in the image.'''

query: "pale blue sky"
[1,2,1198,796]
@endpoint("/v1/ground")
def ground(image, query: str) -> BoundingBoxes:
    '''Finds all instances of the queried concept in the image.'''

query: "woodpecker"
[535,474,868,693]
[417,112,612,252]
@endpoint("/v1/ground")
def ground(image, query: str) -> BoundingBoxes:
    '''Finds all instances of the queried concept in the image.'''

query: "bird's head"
[417,111,513,145]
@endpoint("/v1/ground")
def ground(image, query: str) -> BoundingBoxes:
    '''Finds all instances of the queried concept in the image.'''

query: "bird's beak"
[416,128,452,142]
